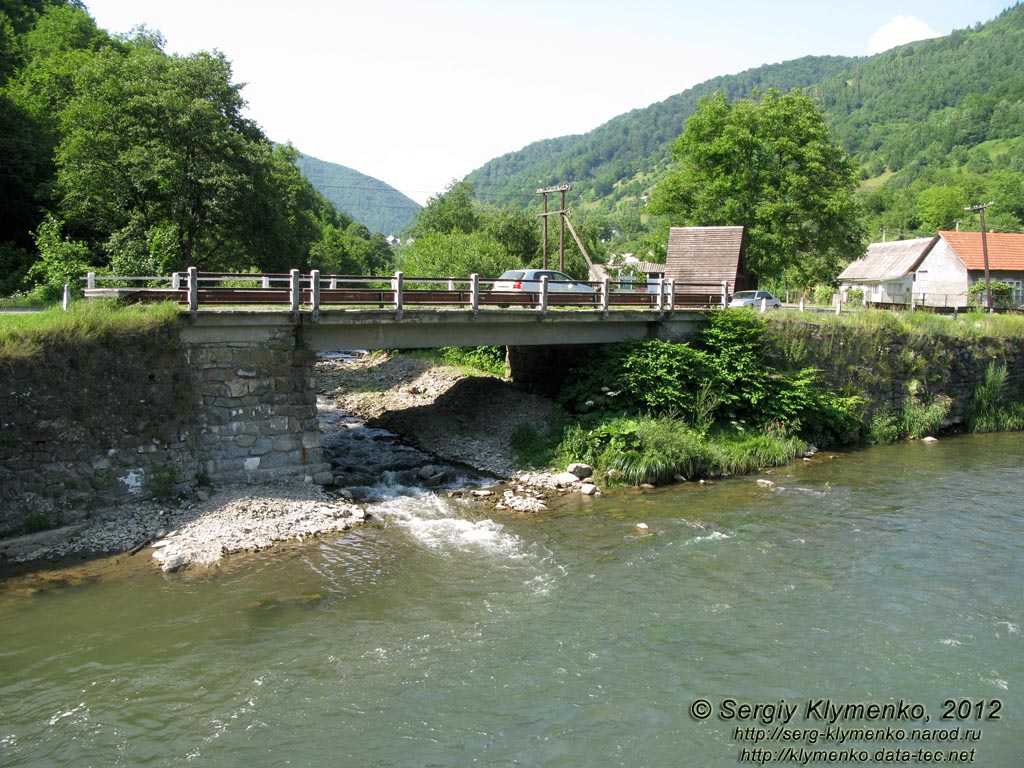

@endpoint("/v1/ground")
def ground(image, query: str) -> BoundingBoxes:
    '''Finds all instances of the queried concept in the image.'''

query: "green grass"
[776,307,1024,340]
[555,414,805,486]
[0,300,181,358]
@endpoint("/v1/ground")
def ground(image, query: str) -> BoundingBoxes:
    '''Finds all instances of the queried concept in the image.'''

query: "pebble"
[4,484,367,574]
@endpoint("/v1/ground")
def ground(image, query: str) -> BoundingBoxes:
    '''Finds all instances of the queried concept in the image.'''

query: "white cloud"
[867,15,942,55]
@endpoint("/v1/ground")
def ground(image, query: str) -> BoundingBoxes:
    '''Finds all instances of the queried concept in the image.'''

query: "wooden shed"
[665,226,751,293]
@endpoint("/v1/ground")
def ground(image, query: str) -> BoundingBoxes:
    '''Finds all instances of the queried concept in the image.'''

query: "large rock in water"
[566,463,594,480]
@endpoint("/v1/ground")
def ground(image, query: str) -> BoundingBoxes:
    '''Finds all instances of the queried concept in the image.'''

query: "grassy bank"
[508,308,1024,486]
[0,300,180,358]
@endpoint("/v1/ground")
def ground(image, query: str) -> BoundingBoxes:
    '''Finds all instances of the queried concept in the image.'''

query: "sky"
[83,1,1014,205]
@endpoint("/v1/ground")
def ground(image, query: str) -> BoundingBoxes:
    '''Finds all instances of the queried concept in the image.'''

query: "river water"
[1,432,1021,767]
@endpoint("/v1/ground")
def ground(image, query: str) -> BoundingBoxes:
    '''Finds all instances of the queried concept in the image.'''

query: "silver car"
[728,290,782,309]
[492,269,596,293]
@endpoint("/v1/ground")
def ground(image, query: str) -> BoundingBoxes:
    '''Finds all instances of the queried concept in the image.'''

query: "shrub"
[867,407,901,444]
[558,339,717,422]
[509,421,557,467]
[438,345,506,376]
[554,414,804,486]
[900,394,952,439]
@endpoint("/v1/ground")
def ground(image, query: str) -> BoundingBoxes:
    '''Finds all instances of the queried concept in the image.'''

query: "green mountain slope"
[293,151,420,235]
[467,55,859,209]
[465,4,1024,233]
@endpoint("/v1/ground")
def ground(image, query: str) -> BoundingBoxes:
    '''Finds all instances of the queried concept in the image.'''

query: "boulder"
[553,471,581,486]
[566,462,594,480]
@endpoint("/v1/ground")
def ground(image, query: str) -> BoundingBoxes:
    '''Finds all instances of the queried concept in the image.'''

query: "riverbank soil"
[316,352,556,479]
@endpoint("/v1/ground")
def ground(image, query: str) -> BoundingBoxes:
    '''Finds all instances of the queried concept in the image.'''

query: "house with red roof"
[838,231,1024,309]
[916,230,1024,308]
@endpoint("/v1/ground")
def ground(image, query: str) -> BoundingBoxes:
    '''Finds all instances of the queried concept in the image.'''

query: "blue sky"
[83,1,1014,204]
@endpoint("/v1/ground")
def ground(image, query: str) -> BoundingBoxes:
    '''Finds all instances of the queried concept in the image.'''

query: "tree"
[916,186,969,232]
[55,33,267,271]
[407,179,479,238]
[397,230,520,279]
[647,89,866,286]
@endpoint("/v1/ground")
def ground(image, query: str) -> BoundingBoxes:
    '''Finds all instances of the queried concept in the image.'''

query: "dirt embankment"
[316,352,556,479]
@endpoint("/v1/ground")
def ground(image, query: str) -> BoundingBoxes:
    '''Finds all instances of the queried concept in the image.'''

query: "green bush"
[509,421,557,467]
[554,414,804,486]
[438,345,506,376]
[900,394,952,439]
[867,407,901,444]
[967,362,1024,432]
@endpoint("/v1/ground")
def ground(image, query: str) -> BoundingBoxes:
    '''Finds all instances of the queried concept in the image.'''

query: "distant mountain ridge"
[293,152,420,235]
[464,3,1024,231]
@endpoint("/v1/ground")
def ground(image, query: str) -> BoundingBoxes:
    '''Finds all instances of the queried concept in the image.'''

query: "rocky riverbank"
[0,351,579,575]
[0,483,368,572]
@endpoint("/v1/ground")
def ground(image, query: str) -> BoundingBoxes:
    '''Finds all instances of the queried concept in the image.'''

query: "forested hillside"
[466,4,1024,256]
[294,152,419,236]
[0,0,395,299]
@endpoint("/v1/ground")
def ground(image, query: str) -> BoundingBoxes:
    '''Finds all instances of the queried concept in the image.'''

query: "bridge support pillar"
[506,344,599,397]
[184,327,333,485]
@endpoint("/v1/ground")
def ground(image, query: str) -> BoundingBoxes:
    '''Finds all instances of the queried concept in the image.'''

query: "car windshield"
[497,271,524,280]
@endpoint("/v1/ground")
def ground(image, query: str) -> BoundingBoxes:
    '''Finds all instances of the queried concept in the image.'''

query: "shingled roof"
[665,226,747,287]
[838,237,936,281]
[938,230,1024,270]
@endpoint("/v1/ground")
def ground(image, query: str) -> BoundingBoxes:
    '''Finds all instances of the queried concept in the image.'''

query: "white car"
[728,290,782,309]
[492,269,596,293]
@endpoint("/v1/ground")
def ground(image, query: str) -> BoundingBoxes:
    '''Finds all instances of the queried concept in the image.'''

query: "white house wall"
[914,241,969,308]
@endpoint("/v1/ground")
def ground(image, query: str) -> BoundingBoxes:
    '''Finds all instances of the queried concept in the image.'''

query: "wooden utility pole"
[965,201,995,311]
[536,185,571,271]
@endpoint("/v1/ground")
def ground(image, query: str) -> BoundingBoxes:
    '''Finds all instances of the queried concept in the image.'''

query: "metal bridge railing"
[80,269,736,315]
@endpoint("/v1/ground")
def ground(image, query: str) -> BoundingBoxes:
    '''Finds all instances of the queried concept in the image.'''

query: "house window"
[1008,280,1023,305]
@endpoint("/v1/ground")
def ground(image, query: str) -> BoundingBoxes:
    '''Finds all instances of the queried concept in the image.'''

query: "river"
[1,432,1021,767]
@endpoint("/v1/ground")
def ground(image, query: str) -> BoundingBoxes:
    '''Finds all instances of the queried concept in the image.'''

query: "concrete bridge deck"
[178,307,709,350]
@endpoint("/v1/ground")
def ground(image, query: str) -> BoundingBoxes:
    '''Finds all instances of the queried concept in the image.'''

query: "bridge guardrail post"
[87,271,96,290]
[289,269,300,314]
[722,281,729,309]
[171,272,180,290]
[262,275,271,289]
[601,276,610,316]
[668,279,676,314]
[470,273,479,314]
[188,266,198,312]
[310,269,321,321]
[656,277,665,313]
[394,271,404,319]
[540,275,549,314]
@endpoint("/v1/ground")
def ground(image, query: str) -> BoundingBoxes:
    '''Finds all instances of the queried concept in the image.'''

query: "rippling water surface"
[1,434,1022,766]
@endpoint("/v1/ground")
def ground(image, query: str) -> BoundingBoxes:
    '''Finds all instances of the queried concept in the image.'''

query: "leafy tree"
[407,179,479,238]
[397,230,520,278]
[916,186,969,232]
[55,33,267,270]
[649,89,865,286]
[27,213,90,299]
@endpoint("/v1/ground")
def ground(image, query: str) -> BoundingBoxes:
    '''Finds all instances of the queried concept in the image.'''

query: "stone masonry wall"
[0,320,331,536]
[762,318,1024,424]
[184,328,331,485]
[0,323,198,534]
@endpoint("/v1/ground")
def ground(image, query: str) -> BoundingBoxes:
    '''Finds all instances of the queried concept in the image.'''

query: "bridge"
[82,268,726,348]
[77,268,724,486]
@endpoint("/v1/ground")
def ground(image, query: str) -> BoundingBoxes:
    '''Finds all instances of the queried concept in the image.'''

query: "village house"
[837,237,935,306]
[838,231,1024,310]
